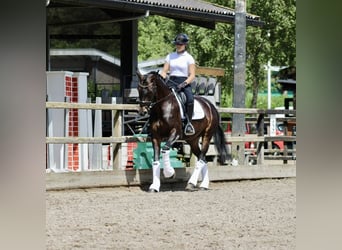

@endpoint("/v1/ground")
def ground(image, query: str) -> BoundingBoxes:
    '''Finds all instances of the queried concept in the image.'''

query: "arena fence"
[46,101,296,171]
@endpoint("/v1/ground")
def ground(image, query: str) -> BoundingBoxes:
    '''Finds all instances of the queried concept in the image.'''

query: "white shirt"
[165,51,195,77]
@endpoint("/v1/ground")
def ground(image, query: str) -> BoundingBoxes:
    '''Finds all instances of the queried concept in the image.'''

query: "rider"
[160,33,196,136]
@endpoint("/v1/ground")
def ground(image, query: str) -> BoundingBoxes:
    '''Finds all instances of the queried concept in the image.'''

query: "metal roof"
[114,0,259,20]
[48,0,263,28]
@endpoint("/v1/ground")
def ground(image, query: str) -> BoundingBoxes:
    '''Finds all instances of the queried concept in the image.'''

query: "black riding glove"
[177,81,187,91]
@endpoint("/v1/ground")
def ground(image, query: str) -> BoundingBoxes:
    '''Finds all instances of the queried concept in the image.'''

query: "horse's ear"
[136,68,143,81]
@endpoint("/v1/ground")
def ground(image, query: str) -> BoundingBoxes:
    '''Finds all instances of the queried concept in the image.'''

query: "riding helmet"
[172,33,189,45]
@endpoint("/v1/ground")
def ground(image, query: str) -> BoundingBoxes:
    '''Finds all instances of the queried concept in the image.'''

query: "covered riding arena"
[46,1,296,249]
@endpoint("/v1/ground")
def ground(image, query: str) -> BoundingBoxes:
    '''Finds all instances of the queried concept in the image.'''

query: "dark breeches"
[169,76,194,104]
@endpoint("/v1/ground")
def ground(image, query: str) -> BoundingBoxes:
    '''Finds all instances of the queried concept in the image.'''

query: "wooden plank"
[46,136,138,144]
[263,149,296,153]
[217,107,296,115]
[46,101,296,116]
[227,135,264,142]
[46,135,295,145]
[46,101,139,111]
[264,136,296,142]
[217,107,261,114]
[46,164,296,190]
[249,155,296,160]
[196,66,225,77]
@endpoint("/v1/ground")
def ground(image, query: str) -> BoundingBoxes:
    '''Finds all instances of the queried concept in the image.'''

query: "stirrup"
[184,123,195,135]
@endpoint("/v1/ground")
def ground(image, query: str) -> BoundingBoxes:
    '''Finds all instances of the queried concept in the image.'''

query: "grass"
[220,92,293,119]
[221,92,291,110]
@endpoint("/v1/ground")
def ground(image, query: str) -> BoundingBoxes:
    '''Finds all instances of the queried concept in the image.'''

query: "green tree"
[49,0,295,110]
[138,16,176,61]
[247,0,296,107]
[201,0,295,108]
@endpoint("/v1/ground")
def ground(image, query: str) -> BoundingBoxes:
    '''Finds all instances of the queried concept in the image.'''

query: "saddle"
[171,88,205,120]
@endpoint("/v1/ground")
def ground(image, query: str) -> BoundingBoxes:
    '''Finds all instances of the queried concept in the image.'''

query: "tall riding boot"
[185,103,195,135]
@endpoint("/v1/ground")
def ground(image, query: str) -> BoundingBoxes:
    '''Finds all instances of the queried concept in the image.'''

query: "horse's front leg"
[149,138,161,192]
[161,128,179,179]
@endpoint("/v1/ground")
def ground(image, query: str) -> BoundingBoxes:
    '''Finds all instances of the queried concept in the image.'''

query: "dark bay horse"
[137,71,230,192]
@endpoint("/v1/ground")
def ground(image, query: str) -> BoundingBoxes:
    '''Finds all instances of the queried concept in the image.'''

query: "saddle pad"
[178,99,205,120]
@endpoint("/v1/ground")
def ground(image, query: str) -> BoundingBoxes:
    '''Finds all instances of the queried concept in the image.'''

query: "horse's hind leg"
[199,162,209,189]
[186,136,211,191]
[198,136,210,190]
[186,139,205,191]
[186,159,207,190]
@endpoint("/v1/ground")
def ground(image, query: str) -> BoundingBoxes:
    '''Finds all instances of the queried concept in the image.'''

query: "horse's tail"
[213,125,231,165]
[199,97,231,165]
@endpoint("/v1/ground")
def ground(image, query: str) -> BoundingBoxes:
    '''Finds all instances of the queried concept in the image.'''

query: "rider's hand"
[159,72,167,81]
[177,81,187,91]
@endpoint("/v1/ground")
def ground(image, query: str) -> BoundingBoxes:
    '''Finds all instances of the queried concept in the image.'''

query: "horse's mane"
[146,71,169,88]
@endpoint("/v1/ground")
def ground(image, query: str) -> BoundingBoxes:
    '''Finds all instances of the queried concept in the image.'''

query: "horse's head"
[136,70,158,116]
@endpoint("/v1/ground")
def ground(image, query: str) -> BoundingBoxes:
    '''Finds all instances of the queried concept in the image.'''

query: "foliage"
[48,0,295,109]
[138,16,175,61]
[246,0,296,107]
[137,0,295,109]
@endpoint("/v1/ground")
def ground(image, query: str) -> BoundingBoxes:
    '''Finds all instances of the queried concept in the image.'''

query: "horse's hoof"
[148,188,158,193]
[199,187,209,191]
[185,183,197,192]
[165,173,176,179]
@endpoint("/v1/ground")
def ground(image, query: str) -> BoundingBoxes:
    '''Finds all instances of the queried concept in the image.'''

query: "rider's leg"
[184,87,195,135]
[185,102,194,133]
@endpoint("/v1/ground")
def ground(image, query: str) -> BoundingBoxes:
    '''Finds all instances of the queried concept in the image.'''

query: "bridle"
[138,74,156,110]
[138,72,173,110]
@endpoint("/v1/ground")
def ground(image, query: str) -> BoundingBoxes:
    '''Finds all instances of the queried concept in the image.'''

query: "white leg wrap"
[188,159,205,186]
[162,150,175,178]
[199,162,209,189]
[149,161,160,192]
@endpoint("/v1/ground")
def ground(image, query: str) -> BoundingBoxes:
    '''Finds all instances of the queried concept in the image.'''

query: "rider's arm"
[185,63,196,85]
[160,62,170,79]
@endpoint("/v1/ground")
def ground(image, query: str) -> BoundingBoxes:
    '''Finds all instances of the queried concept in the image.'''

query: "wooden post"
[92,97,103,169]
[120,20,138,96]
[256,114,265,164]
[86,98,93,169]
[232,0,246,165]
[112,97,122,170]
[63,96,70,171]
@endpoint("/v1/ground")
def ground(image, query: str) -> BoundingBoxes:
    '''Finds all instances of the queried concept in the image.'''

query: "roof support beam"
[48,10,149,27]
[232,0,247,165]
[50,34,121,40]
